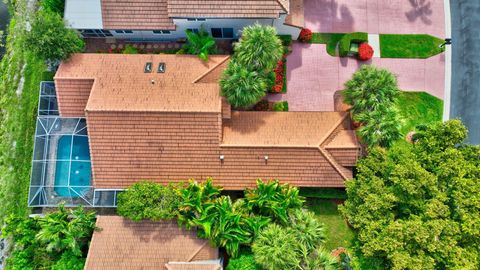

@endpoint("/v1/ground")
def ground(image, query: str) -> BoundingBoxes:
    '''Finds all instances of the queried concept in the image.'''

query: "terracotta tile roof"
[165,263,221,270]
[84,216,218,270]
[222,111,346,147]
[325,130,359,149]
[101,0,175,30]
[167,0,287,18]
[55,78,93,117]
[55,54,229,113]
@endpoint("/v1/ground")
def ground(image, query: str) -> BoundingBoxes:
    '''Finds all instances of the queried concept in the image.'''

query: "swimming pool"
[54,135,91,197]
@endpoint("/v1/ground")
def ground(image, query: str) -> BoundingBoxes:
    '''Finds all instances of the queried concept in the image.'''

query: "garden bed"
[253,100,288,111]
[380,34,445,58]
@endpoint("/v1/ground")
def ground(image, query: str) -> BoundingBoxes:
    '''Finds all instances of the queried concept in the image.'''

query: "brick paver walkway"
[269,43,445,111]
[305,0,445,37]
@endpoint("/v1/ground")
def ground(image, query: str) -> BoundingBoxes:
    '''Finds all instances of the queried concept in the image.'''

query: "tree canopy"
[24,9,84,60]
[340,120,480,269]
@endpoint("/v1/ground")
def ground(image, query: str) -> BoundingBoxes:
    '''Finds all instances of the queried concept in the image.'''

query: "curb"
[443,0,452,121]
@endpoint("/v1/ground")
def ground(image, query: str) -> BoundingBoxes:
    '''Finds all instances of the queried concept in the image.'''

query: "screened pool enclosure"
[29,82,122,207]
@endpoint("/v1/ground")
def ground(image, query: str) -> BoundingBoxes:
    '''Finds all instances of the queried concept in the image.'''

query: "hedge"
[338,32,368,57]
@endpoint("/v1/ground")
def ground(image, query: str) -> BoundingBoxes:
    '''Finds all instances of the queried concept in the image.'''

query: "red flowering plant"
[358,43,374,61]
[298,28,313,43]
[269,58,286,93]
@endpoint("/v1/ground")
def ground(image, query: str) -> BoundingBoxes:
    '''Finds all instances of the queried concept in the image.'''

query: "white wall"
[94,16,301,41]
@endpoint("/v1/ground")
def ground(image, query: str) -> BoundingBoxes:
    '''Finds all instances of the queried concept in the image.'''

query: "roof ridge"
[192,56,231,83]
[318,113,348,146]
[187,240,209,262]
[317,147,350,180]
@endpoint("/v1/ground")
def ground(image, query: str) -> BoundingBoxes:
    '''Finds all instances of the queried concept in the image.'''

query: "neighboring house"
[63,0,303,40]
[85,216,222,270]
[28,53,360,207]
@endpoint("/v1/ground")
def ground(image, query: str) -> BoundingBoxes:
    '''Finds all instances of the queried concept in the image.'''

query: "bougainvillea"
[298,28,313,43]
[358,43,374,61]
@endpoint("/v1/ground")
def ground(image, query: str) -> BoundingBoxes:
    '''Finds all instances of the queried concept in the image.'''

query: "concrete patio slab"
[271,43,445,111]
[304,0,445,37]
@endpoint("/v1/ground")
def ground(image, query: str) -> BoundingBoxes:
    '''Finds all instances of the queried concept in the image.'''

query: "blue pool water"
[54,135,91,197]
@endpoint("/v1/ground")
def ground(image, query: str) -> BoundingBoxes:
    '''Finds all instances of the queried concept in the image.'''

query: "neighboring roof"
[222,111,347,147]
[64,0,103,29]
[84,216,219,270]
[101,0,175,30]
[167,0,287,18]
[55,54,228,114]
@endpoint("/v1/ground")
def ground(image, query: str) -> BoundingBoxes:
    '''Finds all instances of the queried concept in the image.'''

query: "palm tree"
[289,209,327,251]
[220,60,268,108]
[303,247,339,270]
[234,23,284,72]
[182,29,217,61]
[343,65,399,116]
[356,106,402,148]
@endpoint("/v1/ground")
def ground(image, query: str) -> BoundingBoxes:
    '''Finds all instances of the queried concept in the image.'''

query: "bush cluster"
[298,28,313,43]
[269,58,286,93]
[338,32,368,57]
[343,65,401,148]
[2,205,96,269]
[221,24,284,108]
[272,101,288,111]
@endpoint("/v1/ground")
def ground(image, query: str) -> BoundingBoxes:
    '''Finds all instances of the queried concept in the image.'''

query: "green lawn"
[396,91,443,136]
[380,34,445,58]
[305,198,354,251]
[0,18,52,223]
[310,33,345,56]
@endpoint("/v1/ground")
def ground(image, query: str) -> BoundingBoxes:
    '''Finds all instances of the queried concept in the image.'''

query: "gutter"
[443,0,452,120]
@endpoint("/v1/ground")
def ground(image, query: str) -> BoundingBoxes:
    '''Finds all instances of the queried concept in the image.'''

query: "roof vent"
[158,62,166,73]
[144,62,152,73]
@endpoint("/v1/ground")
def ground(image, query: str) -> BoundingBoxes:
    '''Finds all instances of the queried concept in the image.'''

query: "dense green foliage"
[221,24,283,108]
[380,34,445,58]
[2,206,96,269]
[24,9,84,60]
[234,24,283,72]
[226,248,262,270]
[117,181,180,221]
[272,101,288,111]
[0,15,54,223]
[338,32,368,57]
[343,65,402,148]
[182,29,217,61]
[341,120,480,269]
[41,0,65,15]
[243,179,304,224]
[252,210,337,270]
[220,59,267,108]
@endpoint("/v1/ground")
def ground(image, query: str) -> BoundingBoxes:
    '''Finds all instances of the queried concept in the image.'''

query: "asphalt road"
[450,0,480,144]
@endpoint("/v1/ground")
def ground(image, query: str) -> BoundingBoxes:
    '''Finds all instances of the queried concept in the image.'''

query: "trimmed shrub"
[227,252,262,270]
[338,32,368,57]
[299,28,313,43]
[122,44,139,54]
[117,181,180,221]
[277,35,292,46]
[272,101,288,111]
[358,43,374,61]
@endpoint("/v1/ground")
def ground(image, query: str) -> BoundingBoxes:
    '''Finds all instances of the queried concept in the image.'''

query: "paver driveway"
[305,0,445,37]
[269,43,445,111]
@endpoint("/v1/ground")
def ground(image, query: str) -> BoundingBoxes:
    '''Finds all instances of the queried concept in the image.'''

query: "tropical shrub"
[227,250,262,270]
[340,120,480,269]
[41,0,65,15]
[234,24,283,72]
[220,59,268,108]
[117,181,180,221]
[122,44,139,54]
[278,34,293,46]
[24,10,84,60]
[244,179,304,224]
[269,58,286,93]
[299,28,313,43]
[272,101,288,111]
[343,65,401,147]
[339,32,368,57]
[358,43,373,61]
[2,205,96,269]
[182,29,217,61]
